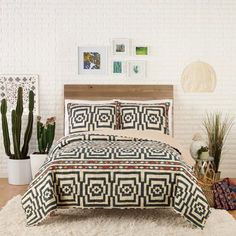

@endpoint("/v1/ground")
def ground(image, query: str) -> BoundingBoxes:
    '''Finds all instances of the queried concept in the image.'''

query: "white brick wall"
[0,0,235,177]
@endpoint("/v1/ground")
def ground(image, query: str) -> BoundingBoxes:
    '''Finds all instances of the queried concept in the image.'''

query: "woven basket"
[197,179,215,207]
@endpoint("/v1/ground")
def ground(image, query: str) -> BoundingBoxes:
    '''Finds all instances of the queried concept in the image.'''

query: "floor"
[0,178,236,220]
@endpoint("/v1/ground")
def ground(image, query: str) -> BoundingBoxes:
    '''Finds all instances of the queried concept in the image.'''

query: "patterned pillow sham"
[67,103,118,134]
[118,102,170,135]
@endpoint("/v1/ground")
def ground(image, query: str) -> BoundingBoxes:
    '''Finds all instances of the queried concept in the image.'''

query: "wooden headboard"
[64,85,173,100]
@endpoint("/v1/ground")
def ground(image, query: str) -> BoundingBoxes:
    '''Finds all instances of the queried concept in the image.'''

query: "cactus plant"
[0,87,35,159]
[37,116,56,154]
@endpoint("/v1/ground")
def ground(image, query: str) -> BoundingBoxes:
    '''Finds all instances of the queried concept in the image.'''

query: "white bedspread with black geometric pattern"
[22,133,210,228]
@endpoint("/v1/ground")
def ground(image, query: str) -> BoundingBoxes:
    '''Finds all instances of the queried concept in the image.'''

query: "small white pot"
[200,151,209,160]
[30,153,47,178]
[7,159,32,185]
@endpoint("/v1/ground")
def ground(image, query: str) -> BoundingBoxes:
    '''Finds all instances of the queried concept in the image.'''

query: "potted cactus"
[0,87,34,185]
[30,116,56,178]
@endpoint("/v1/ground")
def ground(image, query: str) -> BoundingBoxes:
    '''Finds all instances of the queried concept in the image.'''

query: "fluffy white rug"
[0,195,235,236]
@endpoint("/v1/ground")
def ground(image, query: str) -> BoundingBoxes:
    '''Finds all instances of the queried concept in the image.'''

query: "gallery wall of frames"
[78,39,149,78]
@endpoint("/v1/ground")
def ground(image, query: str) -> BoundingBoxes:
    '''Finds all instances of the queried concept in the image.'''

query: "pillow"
[66,102,118,134]
[118,99,173,135]
[64,99,116,135]
[118,101,171,135]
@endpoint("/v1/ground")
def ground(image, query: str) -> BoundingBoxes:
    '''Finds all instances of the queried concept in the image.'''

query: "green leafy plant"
[203,112,233,172]
[37,116,56,154]
[0,87,35,159]
[133,65,139,74]
[197,146,209,158]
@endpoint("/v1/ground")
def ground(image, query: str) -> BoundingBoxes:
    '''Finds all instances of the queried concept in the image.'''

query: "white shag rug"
[0,195,236,236]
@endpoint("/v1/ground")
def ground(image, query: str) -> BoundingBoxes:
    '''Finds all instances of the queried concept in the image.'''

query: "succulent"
[0,87,35,159]
[197,146,209,158]
[37,116,56,154]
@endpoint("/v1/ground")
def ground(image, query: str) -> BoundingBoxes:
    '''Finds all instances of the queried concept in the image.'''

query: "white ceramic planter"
[30,153,47,178]
[7,159,32,185]
[200,151,210,160]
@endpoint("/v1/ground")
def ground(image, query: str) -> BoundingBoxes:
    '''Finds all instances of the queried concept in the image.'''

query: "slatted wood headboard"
[64,84,173,100]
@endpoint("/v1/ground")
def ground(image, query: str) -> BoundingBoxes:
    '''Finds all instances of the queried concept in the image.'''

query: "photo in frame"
[112,38,130,56]
[128,61,146,78]
[111,60,127,76]
[134,46,149,56]
[78,47,107,75]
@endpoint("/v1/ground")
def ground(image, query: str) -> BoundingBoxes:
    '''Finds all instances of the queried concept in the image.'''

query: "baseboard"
[0,173,8,178]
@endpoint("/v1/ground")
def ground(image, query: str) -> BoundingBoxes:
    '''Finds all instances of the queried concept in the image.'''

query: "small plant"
[133,65,139,74]
[197,146,209,158]
[37,116,56,154]
[0,87,35,159]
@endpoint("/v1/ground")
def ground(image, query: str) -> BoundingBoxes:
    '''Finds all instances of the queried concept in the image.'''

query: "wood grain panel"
[64,85,173,100]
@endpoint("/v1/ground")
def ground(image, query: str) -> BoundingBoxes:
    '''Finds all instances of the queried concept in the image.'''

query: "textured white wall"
[0,0,235,177]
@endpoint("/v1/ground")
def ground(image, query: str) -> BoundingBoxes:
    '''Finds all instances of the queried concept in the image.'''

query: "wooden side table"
[194,157,215,182]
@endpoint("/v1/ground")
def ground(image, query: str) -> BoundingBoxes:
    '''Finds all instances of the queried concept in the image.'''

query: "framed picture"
[78,47,107,75]
[111,60,126,76]
[112,38,130,56]
[134,46,149,56]
[128,61,146,78]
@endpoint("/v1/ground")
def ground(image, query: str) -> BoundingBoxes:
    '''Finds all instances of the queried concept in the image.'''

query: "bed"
[21,84,210,229]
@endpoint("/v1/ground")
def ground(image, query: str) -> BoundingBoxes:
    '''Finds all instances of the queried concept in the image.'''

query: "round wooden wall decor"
[181,61,217,92]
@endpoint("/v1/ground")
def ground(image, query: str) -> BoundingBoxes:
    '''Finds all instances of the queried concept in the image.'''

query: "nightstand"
[194,157,215,181]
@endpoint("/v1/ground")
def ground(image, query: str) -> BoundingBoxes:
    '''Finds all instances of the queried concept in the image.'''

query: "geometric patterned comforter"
[22,133,210,228]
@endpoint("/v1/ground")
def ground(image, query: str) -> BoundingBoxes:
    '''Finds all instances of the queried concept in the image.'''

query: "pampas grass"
[203,112,233,172]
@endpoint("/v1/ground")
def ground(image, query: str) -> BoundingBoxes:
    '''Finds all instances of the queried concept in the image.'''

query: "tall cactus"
[0,87,35,159]
[15,87,23,150]
[21,90,35,158]
[0,99,12,157]
[12,110,21,159]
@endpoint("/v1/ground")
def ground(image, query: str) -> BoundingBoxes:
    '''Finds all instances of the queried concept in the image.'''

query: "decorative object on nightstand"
[0,87,35,185]
[30,116,56,178]
[190,133,208,160]
[197,146,209,160]
[203,112,233,181]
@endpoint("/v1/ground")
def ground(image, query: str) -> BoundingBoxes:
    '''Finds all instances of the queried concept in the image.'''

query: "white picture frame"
[78,46,107,75]
[128,61,147,79]
[133,46,149,56]
[111,60,127,76]
[112,38,130,56]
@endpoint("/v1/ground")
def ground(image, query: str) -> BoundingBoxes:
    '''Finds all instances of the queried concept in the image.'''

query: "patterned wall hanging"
[0,74,39,114]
